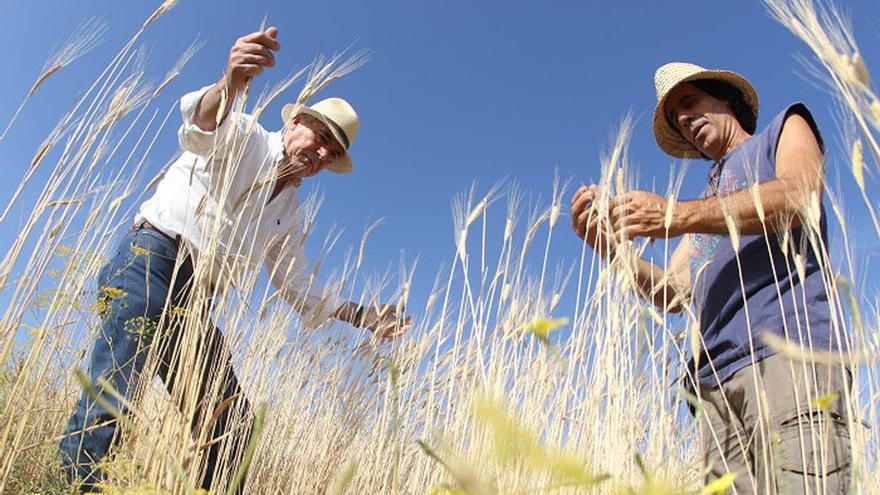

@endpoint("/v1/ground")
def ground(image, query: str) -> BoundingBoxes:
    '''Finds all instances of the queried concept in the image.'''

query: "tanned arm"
[191,27,280,132]
[610,113,824,239]
[571,184,691,313]
[673,114,823,235]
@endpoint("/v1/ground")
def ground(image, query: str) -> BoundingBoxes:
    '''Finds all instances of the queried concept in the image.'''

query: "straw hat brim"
[281,103,353,174]
[652,69,758,159]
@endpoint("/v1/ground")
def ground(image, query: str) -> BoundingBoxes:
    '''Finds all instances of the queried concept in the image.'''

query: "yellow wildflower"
[170,305,188,317]
[524,316,569,342]
[429,488,469,495]
[25,325,46,339]
[130,244,150,257]
[101,286,127,299]
[702,473,736,495]
[91,298,110,317]
[811,393,839,411]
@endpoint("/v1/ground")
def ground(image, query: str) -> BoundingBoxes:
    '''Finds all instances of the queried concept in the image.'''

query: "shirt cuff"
[298,286,343,330]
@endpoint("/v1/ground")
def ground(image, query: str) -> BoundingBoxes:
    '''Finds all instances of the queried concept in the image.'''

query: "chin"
[694,136,717,156]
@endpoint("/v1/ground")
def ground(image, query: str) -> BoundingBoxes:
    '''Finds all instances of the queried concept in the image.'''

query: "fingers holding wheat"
[225,27,281,92]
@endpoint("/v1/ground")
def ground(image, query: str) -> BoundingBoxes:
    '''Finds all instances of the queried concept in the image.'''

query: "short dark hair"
[690,79,757,134]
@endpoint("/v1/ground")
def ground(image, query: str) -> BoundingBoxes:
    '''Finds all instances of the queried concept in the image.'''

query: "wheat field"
[0,0,878,494]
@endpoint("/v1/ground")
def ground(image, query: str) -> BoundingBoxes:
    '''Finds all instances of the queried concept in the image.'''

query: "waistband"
[129,219,182,250]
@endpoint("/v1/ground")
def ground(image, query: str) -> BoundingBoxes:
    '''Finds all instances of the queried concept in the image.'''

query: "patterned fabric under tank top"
[688,103,840,387]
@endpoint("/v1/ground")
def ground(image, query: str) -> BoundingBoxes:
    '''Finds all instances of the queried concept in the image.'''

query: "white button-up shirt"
[136,85,340,328]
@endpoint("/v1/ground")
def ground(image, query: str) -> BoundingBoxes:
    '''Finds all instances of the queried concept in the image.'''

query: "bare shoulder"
[776,110,824,179]
[777,112,823,159]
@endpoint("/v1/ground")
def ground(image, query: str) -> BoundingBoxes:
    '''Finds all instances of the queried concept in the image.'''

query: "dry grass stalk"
[0,18,108,140]
[0,2,879,493]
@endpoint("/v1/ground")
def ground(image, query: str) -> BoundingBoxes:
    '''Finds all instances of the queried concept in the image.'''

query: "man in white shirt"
[60,26,410,493]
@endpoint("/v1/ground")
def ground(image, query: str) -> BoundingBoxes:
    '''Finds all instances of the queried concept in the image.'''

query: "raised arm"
[190,27,281,132]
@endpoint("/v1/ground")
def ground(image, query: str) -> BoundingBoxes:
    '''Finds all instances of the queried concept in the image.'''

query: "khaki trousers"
[696,354,851,494]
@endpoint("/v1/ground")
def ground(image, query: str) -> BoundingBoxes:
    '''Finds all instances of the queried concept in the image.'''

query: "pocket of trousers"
[775,411,850,476]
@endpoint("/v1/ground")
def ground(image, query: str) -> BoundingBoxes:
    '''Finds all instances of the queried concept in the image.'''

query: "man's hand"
[224,27,281,93]
[571,184,617,259]
[571,184,596,239]
[610,191,680,239]
[359,304,412,339]
[336,302,412,339]
[191,26,281,132]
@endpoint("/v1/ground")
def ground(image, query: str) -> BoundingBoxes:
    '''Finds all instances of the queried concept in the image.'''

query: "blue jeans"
[59,225,251,493]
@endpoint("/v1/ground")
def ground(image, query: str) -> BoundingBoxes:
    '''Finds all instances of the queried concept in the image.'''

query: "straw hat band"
[651,62,759,158]
[324,116,350,149]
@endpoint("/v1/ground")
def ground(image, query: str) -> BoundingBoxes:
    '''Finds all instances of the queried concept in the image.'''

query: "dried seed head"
[549,292,561,311]
[646,306,664,325]
[107,194,129,211]
[154,38,205,97]
[1,18,107,139]
[689,321,701,370]
[806,190,822,230]
[794,252,806,281]
[465,199,487,228]
[722,208,740,251]
[870,100,880,126]
[99,75,152,130]
[297,50,370,106]
[778,227,791,258]
[847,52,870,87]
[504,217,514,241]
[500,283,511,303]
[852,139,865,192]
[549,204,560,228]
[143,0,178,28]
[615,168,626,196]
[663,196,676,231]
[749,183,766,224]
[45,17,108,75]
[456,229,468,262]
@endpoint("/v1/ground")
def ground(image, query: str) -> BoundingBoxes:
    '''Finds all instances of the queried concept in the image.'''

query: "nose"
[677,112,693,130]
[302,143,327,167]
[317,145,335,166]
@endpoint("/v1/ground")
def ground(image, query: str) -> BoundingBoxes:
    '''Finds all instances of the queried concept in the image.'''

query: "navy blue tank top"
[688,103,837,387]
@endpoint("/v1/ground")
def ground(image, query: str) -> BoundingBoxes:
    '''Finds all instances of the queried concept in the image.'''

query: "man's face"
[281,114,346,178]
[664,82,743,159]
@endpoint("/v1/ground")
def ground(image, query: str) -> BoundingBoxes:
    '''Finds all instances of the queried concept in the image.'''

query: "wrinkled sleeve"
[264,220,342,329]
[178,85,275,211]
[177,85,266,159]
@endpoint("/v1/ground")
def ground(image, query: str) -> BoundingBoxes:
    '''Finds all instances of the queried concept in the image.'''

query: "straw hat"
[652,62,758,158]
[281,97,360,173]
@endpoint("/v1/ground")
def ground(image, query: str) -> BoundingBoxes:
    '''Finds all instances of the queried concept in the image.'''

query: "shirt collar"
[268,130,285,165]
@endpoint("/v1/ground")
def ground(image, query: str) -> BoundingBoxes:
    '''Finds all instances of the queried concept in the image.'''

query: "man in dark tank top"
[571,62,851,494]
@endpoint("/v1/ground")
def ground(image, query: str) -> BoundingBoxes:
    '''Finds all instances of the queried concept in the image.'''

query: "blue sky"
[1,0,879,335]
